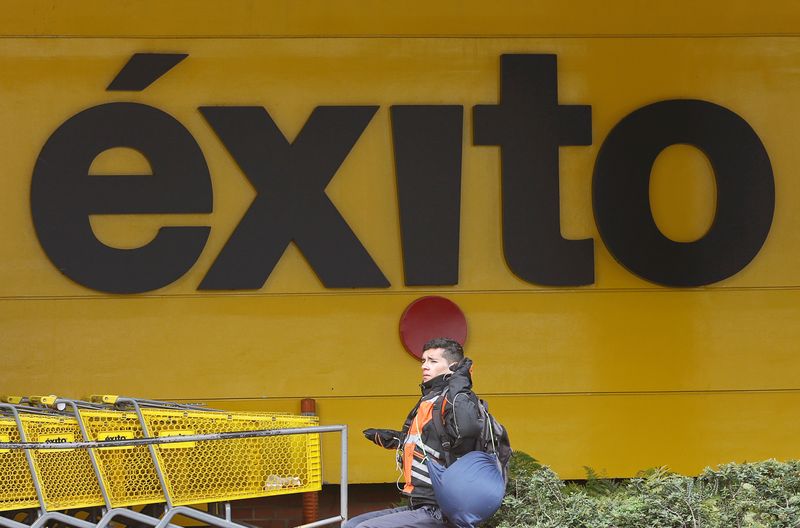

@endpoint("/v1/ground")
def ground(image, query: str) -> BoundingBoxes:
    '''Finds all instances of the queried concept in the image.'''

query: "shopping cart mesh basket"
[139,410,321,506]
[0,416,40,512]
[20,413,104,511]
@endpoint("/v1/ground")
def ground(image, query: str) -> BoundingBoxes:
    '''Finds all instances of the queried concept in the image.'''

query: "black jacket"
[367,358,483,506]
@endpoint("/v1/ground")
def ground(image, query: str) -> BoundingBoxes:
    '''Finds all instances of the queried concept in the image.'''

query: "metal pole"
[340,425,348,527]
[0,404,46,516]
[0,425,348,450]
[300,398,320,526]
[116,397,174,509]
[59,399,113,510]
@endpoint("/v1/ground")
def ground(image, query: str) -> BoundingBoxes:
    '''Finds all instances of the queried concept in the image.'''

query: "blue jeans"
[343,505,448,528]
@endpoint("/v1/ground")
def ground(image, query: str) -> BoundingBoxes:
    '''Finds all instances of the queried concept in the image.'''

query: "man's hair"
[422,337,464,364]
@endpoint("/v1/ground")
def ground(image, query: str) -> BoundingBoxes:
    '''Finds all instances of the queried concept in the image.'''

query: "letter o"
[593,99,774,287]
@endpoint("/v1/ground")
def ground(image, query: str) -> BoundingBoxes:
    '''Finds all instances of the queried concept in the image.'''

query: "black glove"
[446,357,474,395]
[363,428,401,449]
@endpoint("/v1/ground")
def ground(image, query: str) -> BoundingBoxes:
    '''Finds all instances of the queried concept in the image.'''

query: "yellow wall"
[2,1,800,481]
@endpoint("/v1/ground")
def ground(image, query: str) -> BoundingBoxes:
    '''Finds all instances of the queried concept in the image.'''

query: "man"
[345,337,483,528]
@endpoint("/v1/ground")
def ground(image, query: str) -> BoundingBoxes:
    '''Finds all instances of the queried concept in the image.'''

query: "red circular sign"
[399,296,468,360]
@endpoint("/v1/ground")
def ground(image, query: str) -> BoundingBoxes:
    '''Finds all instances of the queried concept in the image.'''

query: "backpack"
[431,389,512,483]
[476,398,513,484]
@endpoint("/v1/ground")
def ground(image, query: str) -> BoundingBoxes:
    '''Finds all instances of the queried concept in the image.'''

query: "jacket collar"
[420,373,448,396]
[419,357,474,396]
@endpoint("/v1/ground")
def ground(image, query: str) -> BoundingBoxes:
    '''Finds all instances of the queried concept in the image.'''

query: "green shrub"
[488,454,800,528]
[698,459,800,527]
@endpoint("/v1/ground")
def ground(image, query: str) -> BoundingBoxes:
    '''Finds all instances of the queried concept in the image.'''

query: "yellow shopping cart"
[0,396,340,528]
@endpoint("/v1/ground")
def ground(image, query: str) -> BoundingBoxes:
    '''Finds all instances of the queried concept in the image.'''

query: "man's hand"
[363,428,401,449]
[446,357,473,395]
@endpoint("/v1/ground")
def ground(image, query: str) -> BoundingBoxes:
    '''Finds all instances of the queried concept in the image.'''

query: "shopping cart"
[0,396,347,528]
[0,404,42,520]
[0,399,98,528]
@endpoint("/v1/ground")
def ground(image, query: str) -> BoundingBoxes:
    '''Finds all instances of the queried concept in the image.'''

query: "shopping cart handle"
[90,394,119,404]
[29,395,58,406]
[0,395,23,404]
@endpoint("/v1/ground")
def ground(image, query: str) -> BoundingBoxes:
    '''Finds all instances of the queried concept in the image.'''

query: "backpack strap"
[391,396,422,455]
[430,389,454,467]
[480,399,498,454]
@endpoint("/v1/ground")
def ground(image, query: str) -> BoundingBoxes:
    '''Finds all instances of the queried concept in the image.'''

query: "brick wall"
[232,484,400,528]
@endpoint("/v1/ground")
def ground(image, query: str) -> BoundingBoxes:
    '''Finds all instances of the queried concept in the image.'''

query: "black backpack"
[431,390,513,482]
[476,398,513,484]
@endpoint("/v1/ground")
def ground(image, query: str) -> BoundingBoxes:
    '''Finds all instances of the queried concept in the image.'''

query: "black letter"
[391,105,463,286]
[474,54,594,286]
[30,103,212,293]
[592,99,774,286]
[198,106,389,289]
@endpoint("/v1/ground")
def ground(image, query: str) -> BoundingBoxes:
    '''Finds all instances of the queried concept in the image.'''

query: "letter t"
[474,54,594,286]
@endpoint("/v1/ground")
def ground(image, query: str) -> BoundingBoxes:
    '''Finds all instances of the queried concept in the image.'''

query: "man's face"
[421,348,455,383]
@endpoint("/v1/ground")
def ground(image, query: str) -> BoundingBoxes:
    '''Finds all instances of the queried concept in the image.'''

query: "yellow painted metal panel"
[4,288,800,479]
[1,1,800,37]
[215,392,800,482]
[1,4,799,483]
[1,37,800,294]
[2,290,799,397]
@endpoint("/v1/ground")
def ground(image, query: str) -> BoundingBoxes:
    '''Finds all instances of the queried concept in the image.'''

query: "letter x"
[198,106,389,289]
